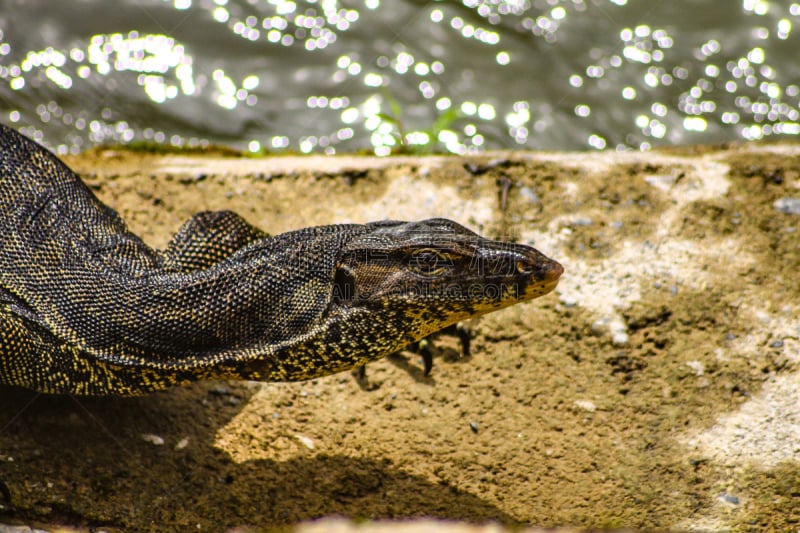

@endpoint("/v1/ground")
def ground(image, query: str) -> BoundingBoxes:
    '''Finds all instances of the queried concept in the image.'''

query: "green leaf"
[431,108,462,136]
[375,113,400,126]
[381,87,403,121]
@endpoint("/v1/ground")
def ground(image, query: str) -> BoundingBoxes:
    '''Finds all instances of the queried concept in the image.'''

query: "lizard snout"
[514,251,563,281]
[513,250,563,300]
[530,257,563,283]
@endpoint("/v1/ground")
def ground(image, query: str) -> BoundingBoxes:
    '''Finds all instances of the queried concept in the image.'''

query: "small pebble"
[295,434,315,450]
[774,197,800,216]
[591,317,610,335]
[770,339,784,348]
[644,174,677,190]
[469,421,479,433]
[518,186,539,203]
[175,437,190,450]
[560,294,579,307]
[210,384,230,396]
[573,400,597,413]
[686,360,705,376]
[0,526,50,533]
[717,492,740,507]
[141,433,165,446]
[612,332,630,346]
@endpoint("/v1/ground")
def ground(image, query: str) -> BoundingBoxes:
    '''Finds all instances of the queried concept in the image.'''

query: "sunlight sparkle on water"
[3,0,800,154]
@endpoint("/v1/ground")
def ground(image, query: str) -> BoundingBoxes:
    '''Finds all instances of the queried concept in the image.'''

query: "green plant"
[373,87,462,155]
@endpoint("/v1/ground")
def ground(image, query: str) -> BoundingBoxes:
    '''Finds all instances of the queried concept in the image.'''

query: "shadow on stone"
[0,384,518,531]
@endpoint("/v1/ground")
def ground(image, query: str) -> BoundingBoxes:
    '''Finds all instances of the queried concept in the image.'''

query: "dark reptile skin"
[0,124,563,395]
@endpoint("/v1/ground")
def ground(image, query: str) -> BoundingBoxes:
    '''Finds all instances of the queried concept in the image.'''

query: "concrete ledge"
[2,142,799,531]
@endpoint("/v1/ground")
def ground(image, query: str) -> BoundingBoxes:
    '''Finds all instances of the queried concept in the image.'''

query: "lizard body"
[0,124,563,396]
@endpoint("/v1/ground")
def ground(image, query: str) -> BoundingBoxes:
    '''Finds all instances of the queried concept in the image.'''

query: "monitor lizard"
[0,123,563,396]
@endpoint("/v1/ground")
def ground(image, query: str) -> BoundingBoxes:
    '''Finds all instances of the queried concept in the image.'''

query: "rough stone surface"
[2,142,800,531]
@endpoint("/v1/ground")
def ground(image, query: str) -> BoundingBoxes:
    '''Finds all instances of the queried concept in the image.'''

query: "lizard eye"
[408,249,450,277]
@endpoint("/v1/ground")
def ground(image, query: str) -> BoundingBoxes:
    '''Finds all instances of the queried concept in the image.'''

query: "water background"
[1,0,798,155]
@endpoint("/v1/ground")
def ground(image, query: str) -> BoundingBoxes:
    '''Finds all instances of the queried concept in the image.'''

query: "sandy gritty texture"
[1,142,800,532]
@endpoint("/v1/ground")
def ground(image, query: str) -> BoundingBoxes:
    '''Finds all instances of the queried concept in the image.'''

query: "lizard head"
[212,217,562,383]
[331,218,563,342]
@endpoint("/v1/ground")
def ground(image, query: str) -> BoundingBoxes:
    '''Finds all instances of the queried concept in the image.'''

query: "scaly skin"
[0,124,563,395]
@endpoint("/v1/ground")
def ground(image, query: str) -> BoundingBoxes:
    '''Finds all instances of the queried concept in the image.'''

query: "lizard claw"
[354,323,473,382]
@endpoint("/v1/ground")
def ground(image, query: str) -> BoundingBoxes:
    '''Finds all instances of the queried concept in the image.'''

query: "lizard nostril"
[547,260,564,280]
[517,257,563,281]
